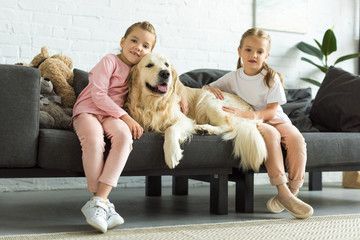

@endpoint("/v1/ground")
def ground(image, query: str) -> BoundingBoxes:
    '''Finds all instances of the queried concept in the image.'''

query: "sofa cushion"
[283,88,318,132]
[283,88,312,116]
[37,129,237,173]
[309,66,360,132]
[179,68,230,88]
[303,132,360,169]
[0,65,40,168]
[38,129,83,172]
[73,68,89,98]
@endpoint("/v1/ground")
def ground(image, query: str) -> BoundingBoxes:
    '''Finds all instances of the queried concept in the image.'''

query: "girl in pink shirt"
[72,21,156,233]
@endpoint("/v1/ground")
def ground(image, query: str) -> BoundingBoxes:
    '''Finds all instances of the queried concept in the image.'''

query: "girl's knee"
[258,123,281,142]
[78,128,104,144]
[287,131,306,148]
[80,135,106,152]
[287,124,304,141]
[111,129,133,146]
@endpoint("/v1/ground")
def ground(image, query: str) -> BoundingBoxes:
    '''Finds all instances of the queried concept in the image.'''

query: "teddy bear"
[31,46,76,108]
[40,77,72,130]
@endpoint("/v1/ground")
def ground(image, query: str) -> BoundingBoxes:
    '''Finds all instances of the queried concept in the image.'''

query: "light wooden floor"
[1,182,360,236]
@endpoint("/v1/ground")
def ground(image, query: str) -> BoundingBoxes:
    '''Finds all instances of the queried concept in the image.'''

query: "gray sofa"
[0,64,234,215]
[1,64,360,215]
[179,67,360,213]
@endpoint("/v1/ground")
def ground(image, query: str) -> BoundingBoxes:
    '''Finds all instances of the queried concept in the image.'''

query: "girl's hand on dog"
[222,106,258,120]
[222,106,245,117]
[121,114,144,139]
[203,84,224,100]
[180,94,189,115]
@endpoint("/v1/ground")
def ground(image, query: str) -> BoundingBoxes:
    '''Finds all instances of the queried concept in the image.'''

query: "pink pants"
[73,113,133,193]
[257,119,307,189]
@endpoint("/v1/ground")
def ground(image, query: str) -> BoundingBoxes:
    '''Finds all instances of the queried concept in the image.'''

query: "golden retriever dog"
[125,53,267,172]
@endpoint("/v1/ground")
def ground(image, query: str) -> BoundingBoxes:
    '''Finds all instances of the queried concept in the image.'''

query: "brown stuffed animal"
[40,77,72,130]
[31,47,76,108]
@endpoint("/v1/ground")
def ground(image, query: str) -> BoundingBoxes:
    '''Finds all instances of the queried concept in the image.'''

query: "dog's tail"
[222,118,267,172]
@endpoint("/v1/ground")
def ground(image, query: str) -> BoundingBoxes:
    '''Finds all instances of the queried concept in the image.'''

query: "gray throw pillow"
[283,88,312,117]
[283,88,318,132]
[309,66,360,132]
[73,68,89,98]
[179,68,230,88]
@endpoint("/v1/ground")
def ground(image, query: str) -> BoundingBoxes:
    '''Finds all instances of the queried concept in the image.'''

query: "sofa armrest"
[0,64,40,167]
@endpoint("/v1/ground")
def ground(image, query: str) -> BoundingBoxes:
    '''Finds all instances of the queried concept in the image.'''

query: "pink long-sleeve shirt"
[72,54,131,120]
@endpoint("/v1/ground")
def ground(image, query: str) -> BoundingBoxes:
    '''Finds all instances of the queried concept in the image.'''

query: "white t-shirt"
[209,67,290,123]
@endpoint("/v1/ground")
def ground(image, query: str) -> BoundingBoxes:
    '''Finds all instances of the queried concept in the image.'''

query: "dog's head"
[128,53,177,96]
[125,52,182,133]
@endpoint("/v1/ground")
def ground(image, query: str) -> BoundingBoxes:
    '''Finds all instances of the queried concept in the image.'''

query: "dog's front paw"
[195,129,209,135]
[164,146,183,169]
[195,126,209,135]
[195,124,228,135]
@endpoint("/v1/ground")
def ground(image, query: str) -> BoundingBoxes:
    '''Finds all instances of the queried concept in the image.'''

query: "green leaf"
[301,57,328,73]
[334,53,360,65]
[300,78,322,87]
[322,29,337,56]
[314,39,322,50]
[296,42,323,61]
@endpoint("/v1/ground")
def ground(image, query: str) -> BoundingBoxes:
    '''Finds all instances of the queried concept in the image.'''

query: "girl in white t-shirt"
[203,28,313,219]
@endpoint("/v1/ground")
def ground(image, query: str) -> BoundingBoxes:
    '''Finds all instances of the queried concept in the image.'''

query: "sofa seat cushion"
[38,129,237,174]
[38,129,83,172]
[303,132,360,169]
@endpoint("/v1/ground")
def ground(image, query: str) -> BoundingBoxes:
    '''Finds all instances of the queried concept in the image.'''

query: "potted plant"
[296,28,360,86]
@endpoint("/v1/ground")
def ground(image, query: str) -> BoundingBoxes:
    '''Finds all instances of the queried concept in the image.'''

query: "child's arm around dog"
[72,21,157,233]
[203,84,277,120]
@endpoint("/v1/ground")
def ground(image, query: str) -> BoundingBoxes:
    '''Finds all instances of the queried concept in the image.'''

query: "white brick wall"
[1,0,358,79]
[0,0,358,191]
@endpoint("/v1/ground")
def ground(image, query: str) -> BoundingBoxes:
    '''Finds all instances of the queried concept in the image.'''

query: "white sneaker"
[81,197,109,233]
[106,199,124,230]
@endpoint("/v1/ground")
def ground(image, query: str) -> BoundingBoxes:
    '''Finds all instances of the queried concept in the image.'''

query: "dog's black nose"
[159,70,170,79]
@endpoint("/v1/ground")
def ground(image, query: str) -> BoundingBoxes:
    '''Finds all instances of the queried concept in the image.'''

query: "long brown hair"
[237,28,284,88]
[123,21,157,50]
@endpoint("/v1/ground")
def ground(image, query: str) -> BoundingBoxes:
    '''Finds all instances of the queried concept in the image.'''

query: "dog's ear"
[171,64,178,83]
[171,64,179,88]
[170,64,183,96]
[126,65,139,89]
[125,64,139,111]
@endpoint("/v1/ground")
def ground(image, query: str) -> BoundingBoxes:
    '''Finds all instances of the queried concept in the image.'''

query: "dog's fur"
[125,53,267,171]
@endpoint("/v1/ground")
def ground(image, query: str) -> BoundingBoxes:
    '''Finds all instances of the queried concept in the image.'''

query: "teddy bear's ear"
[41,46,50,58]
[30,46,50,68]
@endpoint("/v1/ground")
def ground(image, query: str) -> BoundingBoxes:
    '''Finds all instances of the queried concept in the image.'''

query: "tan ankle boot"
[266,195,284,213]
[277,196,314,219]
